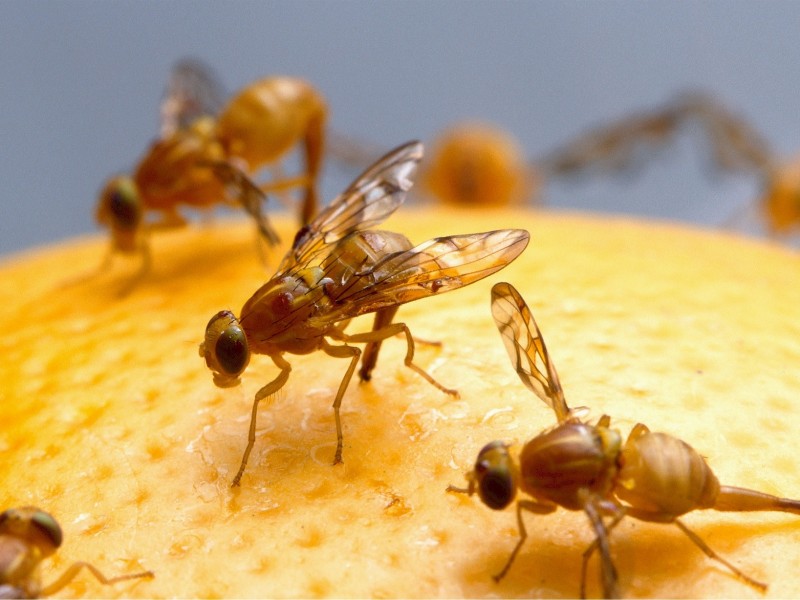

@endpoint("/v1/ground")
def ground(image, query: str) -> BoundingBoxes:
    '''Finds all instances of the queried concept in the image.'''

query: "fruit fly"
[0,506,153,598]
[449,282,800,598]
[96,58,327,282]
[419,123,539,207]
[540,91,800,237]
[199,141,530,486]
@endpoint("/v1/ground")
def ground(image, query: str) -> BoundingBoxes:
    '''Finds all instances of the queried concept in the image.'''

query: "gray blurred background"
[2,1,799,256]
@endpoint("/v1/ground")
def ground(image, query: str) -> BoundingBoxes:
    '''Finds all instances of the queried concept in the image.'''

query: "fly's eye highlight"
[30,509,63,548]
[474,441,516,510]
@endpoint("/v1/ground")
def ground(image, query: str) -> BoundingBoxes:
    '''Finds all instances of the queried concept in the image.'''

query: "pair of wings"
[271,141,530,325]
[158,59,282,246]
[538,91,773,181]
[490,281,574,424]
[160,58,226,137]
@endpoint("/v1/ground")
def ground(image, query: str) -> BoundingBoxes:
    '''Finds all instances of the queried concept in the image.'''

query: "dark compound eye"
[215,324,249,376]
[474,440,516,510]
[478,468,516,510]
[107,179,141,230]
[30,509,63,548]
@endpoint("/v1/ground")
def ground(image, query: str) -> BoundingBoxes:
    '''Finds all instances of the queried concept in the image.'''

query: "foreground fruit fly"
[449,282,800,598]
[199,141,530,486]
[95,58,327,282]
[0,506,153,598]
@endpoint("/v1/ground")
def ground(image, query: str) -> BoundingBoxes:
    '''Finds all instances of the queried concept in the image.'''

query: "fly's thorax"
[134,118,226,210]
[321,230,414,293]
[240,270,331,355]
[518,422,620,511]
[96,175,144,253]
[616,431,720,519]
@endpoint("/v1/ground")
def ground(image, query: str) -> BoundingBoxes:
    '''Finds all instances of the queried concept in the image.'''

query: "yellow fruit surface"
[2,208,800,598]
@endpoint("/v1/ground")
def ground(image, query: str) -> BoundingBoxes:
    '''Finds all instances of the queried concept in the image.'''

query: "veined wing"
[490,282,571,423]
[538,103,684,178]
[279,140,423,274]
[677,92,774,177]
[310,229,529,325]
[160,58,227,137]
[205,161,280,246]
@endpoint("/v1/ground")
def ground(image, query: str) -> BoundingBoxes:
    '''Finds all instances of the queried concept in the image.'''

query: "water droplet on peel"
[481,406,518,430]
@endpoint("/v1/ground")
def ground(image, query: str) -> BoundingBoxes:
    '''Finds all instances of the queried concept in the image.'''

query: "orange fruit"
[2,208,799,598]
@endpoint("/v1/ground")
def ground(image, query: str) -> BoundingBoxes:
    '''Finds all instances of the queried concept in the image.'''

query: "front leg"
[579,493,622,599]
[39,561,154,597]
[321,340,361,464]
[494,499,557,582]
[232,353,292,486]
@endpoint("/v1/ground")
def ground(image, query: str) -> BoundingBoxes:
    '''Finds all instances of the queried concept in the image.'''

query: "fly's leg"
[673,518,767,591]
[205,160,280,245]
[232,354,292,486]
[358,306,399,382]
[342,322,459,398]
[60,233,151,297]
[358,307,442,383]
[580,497,624,599]
[300,105,326,224]
[494,500,556,582]
[226,172,280,246]
[321,340,361,465]
[58,245,116,290]
[115,237,152,297]
[261,173,311,195]
[39,562,153,597]
[446,480,475,496]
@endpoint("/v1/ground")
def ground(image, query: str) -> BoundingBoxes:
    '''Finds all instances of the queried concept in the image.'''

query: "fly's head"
[0,506,62,557]
[95,175,144,253]
[471,440,519,510]
[200,310,250,388]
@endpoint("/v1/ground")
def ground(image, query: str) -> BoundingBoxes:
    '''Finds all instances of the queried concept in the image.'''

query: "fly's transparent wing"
[677,92,774,176]
[160,58,227,137]
[538,103,684,177]
[204,161,280,245]
[279,141,423,274]
[490,282,571,423]
[310,229,529,325]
